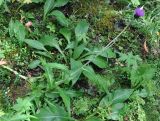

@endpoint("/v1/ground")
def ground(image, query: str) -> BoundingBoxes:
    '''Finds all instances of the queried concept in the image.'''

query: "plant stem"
[1,65,28,80]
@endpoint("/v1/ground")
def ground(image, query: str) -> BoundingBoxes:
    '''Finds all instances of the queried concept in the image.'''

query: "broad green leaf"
[111,103,124,112]
[50,10,69,26]
[99,93,113,107]
[75,20,89,42]
[70,58,83,71]
[44,0,55,18]
[47,63,68,71]
[82,66,96,82]
[60,28,71,43]
[85,55,107,68]
[40,35,66,61]
[57,87,71,116]
[112,89,133,104]
[70,58,83,85]
[9,20,26,42]
[25,39,46,51]
[40,35,58,47]
[100,89,133,106]
[35,104,71,121]
[14,21,26,41]
[92,56,107,68]
[44,0,69,18]
[54,0,69,8]
[73,44,85,59]
[28,60,41,69]
[41,60,54,88]
[100,89,133,107]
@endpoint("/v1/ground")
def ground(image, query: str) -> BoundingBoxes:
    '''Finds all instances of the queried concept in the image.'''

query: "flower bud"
[134,7,145,17]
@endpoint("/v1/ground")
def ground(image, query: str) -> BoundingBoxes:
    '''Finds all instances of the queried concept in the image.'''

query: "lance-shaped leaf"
[24,39,46,51]
[85,55,107,68]
[73,43,85,59]
[50,10,69,27]
[34,104,72,121]
[44,0,69,18]
[70,58,83,86]
[60,28,71,43]
[40,35,66,62]
[100,89,133,107]
[44,0,55,18]
[57,87,71,116]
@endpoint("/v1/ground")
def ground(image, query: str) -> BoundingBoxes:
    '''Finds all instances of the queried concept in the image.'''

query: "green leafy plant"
[97,89,133,120]
[0,0,159,121]
[44,0,69,19]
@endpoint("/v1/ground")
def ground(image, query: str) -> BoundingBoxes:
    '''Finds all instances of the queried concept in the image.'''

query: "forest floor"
[0,0,160,121]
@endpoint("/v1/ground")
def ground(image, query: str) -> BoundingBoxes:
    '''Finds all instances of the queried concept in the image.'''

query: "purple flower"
[134,7,145,17]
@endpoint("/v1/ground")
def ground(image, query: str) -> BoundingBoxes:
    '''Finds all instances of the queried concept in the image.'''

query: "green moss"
[72,0,118,34]
[95,9,118,33]
[72,0,104,17]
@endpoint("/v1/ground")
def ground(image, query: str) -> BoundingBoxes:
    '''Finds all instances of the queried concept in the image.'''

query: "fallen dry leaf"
[143,40,149,53]
[0,60,7,65]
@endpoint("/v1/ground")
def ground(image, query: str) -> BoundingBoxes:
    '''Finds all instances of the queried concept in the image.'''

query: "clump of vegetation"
[0,0,159,121]
[72,0,103,18]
